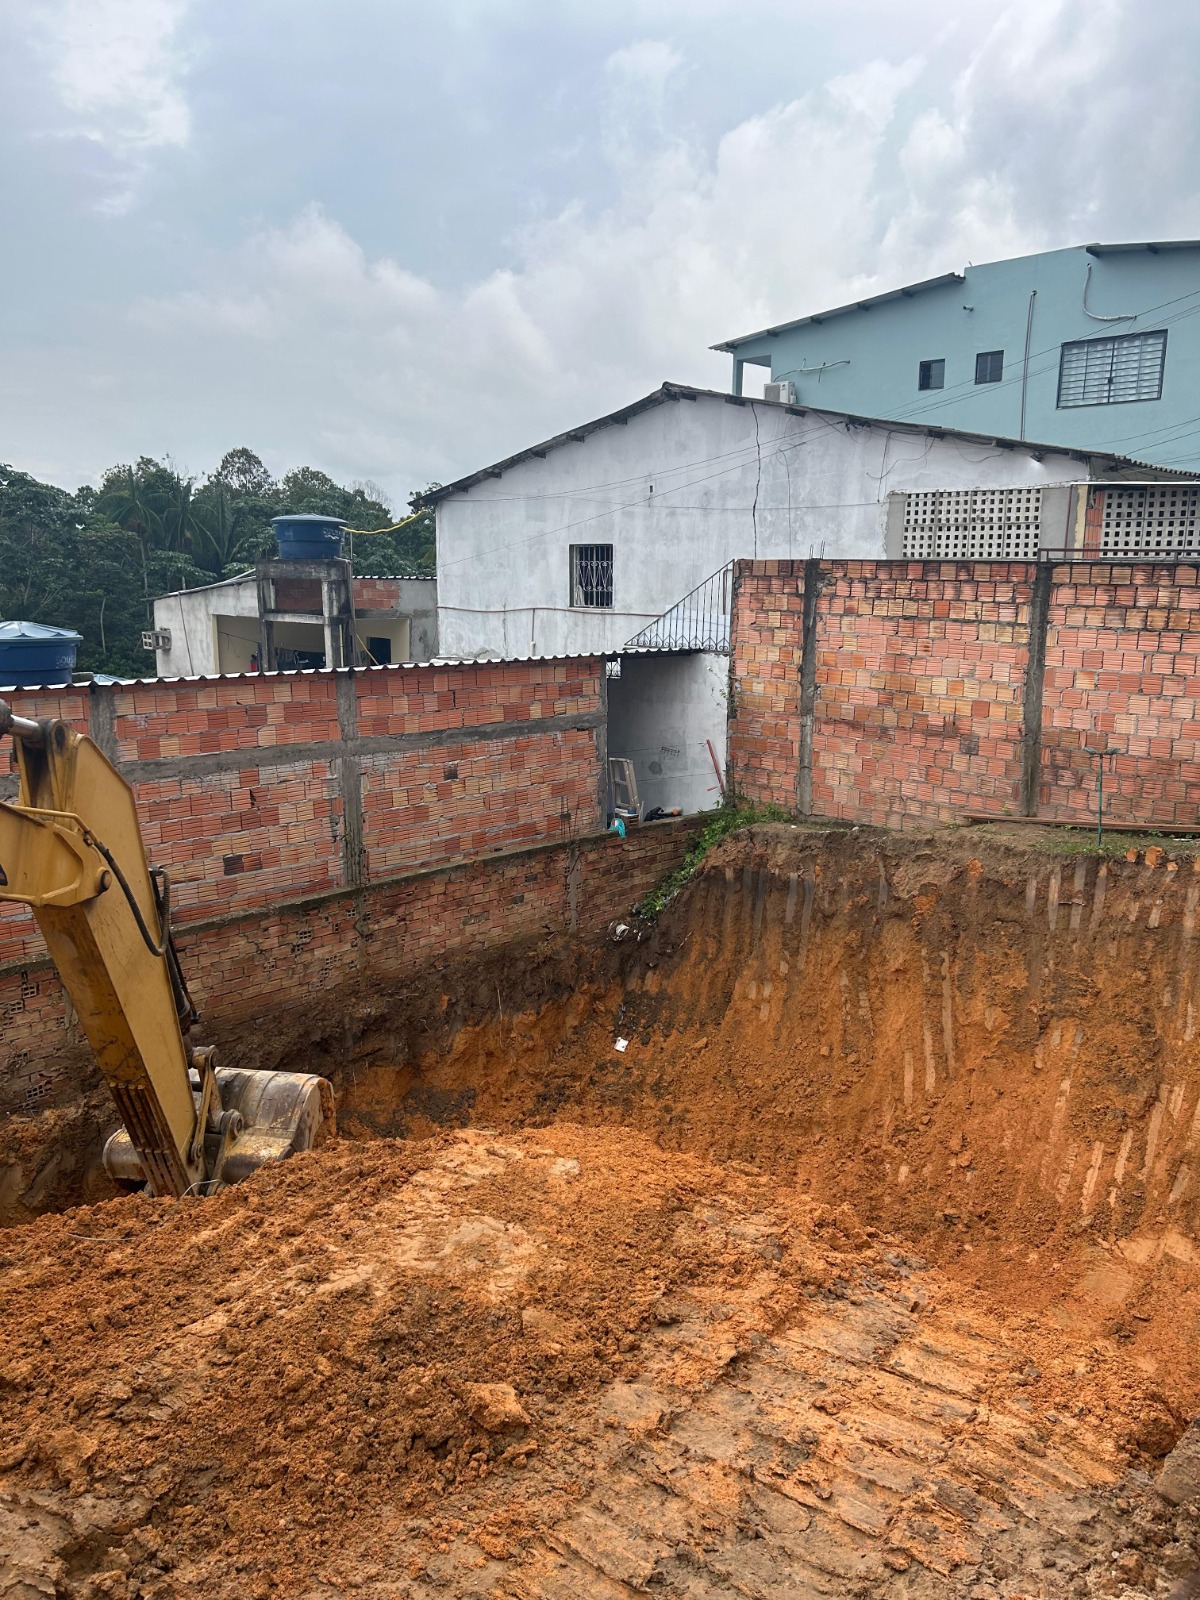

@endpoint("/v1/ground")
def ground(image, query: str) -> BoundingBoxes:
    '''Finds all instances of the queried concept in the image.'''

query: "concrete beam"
[122,709,607,784]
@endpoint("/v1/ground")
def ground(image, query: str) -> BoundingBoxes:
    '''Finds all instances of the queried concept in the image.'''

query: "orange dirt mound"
[2,1125,1198,1599]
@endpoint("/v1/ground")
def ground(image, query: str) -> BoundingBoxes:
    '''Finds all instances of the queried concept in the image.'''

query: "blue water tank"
[0,620,83,688]
[271,514,347,561]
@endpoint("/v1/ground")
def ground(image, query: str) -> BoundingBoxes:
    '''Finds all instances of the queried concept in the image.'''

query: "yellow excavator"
[0,699,334,1197]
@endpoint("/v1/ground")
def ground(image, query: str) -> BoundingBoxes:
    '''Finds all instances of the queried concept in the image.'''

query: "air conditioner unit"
[763,380,796,405]
[142,629,172,651]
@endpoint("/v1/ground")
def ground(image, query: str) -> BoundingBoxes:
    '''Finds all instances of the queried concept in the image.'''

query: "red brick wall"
[352,577,404,610]
[0,819,700,1112]
[1040,562,1200,826]
[727,566,803,809]
[0,654,611,1104]
[730,557,1200,831]
[813,562,1031,827]
[731,560,1033,826]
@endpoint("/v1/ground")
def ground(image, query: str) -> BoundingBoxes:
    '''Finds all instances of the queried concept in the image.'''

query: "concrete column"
[87,684,118,762]
[796,558,824,816]
[1019,563,1053,817]
[335,672,366,888]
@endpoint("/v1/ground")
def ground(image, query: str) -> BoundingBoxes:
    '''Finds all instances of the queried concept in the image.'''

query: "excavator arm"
[0,701,333,1197]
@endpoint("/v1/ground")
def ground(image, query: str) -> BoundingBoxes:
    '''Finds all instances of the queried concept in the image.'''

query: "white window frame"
[1057,330,1167,408]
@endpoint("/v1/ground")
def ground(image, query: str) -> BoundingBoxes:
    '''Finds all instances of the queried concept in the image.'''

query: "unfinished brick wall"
[1040,563,1200,826]
[731,560,1033,827]
[2,658,601,929]
[0,818,700,1113]
[0,655,710,1113]
[730,557,1200,830]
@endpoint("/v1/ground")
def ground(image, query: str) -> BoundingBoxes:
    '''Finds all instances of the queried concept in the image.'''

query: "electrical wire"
[435,417,812,573]
[343,507,429,535]
[867,288,1200,429]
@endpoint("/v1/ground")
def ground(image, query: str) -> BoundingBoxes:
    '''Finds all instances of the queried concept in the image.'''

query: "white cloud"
[7,0,1200,496]
[33,0,192,212]
[104,52,924,496]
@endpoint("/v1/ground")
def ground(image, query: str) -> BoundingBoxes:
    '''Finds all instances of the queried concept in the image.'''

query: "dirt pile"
[2,1124,1199,1599]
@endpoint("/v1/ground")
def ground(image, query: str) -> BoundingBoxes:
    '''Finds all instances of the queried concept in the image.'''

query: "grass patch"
[637,801,793,919]
[970,822,1200,860]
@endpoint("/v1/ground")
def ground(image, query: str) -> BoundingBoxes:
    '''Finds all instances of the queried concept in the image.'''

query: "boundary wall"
[730,558,1200,830]
[0,659,701,1109]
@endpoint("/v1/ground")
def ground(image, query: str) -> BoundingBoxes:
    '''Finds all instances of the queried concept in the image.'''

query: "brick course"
[730,557,1200,830]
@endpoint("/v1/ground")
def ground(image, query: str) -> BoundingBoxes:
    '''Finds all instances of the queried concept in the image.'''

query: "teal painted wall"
[726,246,1200,470]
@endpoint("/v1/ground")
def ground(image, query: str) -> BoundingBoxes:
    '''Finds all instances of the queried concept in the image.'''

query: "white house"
[428,382,1178,662]
[151,572,437,677]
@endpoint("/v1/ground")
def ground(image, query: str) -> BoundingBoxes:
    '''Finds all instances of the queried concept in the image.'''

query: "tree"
[214,447,276,500]
[350,485,438,576]
[0,449,438,679]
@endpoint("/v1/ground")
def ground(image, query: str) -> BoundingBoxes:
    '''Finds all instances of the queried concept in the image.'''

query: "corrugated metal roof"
[421,382,1190,503]
[154,570,437,600]
[1085,240,1200,256]
[0,652,617,694]
[714,243,1200,350]
[712,271,964,353]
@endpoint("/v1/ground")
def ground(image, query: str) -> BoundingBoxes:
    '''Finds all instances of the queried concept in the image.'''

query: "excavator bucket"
[103,1067,335,1192]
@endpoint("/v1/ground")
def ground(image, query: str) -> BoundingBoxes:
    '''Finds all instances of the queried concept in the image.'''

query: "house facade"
[714,243,1200,471]
[151,572,437,677]
[429,382,1174,661]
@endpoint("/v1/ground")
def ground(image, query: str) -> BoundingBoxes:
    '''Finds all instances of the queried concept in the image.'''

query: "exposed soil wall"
[0,819,702,1223]
[13,819,1200,1408]
[333,822,1200,1414]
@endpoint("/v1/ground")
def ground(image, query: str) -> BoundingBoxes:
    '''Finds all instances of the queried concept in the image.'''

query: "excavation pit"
[5,823,1200,1598]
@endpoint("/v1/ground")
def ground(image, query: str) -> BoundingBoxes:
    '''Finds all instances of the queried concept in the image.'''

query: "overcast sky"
[2,0,1198,504]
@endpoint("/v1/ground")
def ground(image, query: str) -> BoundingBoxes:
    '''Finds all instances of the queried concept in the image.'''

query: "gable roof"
[711,271,964,354]
[713,242,1200,353]
[419,382,1185,505]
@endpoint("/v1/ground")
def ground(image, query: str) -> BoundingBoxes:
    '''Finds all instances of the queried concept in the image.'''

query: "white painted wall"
[606,651,727,817]
[153,577,256,676]
[153,573,438,677]
[392,578,438,661]
[435,389,1116,660]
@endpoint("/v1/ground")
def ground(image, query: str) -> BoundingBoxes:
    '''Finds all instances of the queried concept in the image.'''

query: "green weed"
[636,801,792,919]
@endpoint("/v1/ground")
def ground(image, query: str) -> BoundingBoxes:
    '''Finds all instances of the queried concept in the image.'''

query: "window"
[975,350,1004,384]
[366,635,392,664]
[570,543,614,608]
[918,359,945,391]
[1057,330,1167,408]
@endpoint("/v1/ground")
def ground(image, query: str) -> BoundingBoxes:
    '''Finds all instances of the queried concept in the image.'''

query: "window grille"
[570,543,614,608]
[975,350,1004,384]
[1094,484,1200,557]
[918,359,945,391]
[900,487,1042,560]
[1057,330,1167,408]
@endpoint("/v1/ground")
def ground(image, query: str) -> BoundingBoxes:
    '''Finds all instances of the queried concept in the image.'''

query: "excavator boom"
[0,700,333,1196]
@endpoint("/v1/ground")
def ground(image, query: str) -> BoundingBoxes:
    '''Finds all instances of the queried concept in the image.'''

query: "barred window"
[1057,330,1167,408]
[570,543,613,608]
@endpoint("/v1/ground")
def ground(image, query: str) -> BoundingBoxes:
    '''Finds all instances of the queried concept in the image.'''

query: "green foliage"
[346,485,438,578]
[636,800,793,919]
[0,449,437,679]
